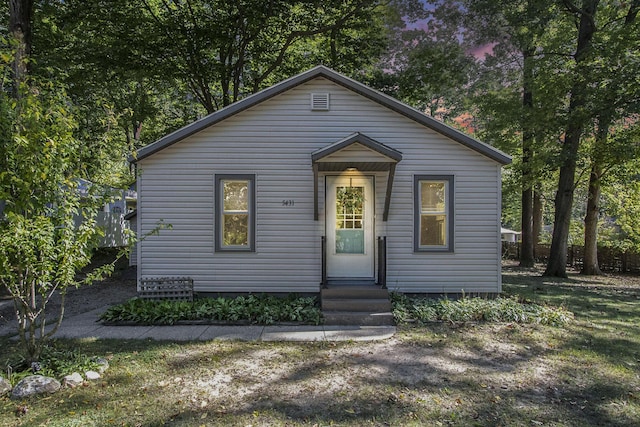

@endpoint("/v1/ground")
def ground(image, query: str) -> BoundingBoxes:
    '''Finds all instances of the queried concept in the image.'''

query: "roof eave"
[316,71,512,165]
[131,66,330,163]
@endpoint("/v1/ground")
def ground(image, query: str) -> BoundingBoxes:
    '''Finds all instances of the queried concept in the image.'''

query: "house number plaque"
[282,200,295,206]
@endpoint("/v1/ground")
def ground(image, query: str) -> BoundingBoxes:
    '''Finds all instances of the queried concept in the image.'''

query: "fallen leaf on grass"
[14,405,28,417]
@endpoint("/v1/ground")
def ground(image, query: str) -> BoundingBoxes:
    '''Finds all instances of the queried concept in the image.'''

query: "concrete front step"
[320,286,394,326]
[321,286,390,299]
[323,311,395,326]
[322,298,391,312]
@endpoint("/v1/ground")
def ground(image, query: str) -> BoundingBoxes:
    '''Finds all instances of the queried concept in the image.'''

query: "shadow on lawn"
[2,266,639,426]
[151,334,639,426]
[2,329,638,426]
[503,267,640,363]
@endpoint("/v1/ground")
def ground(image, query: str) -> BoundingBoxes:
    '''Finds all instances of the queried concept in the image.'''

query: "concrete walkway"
[2,306,396,342]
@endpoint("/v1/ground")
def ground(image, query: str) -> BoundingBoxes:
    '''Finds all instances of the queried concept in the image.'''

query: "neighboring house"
[131,66,511,296]
[1,180,136,249]
[124,210,137,266]
[501,227,521,243]
[100,184,137,248]
[76,179,137,248]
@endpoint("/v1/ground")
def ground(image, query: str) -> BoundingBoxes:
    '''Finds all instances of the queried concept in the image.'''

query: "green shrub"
[3,342,102,385]
[391,293,573,326]
[38,344,103,379]
[100,294,322,325]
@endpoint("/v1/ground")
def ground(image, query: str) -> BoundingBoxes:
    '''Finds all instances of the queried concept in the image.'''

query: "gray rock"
[85,370,101,380]
[62,372,84,388]
[93,357,109,374]
[11,375,60,399]
[0,376,11,396]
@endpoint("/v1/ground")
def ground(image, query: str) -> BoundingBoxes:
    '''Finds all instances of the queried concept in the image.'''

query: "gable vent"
[311,93,330,111]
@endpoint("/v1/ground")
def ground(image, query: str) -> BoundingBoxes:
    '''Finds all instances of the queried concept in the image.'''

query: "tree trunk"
[330,28,338,68]
[582,162,602,275]
[519,48,535,267]
[582,113,610,275]
[520,184,534,267]
[532,185,543,253]
[9,0,35,93]
[544,0,600,277]
[582,1,638,275]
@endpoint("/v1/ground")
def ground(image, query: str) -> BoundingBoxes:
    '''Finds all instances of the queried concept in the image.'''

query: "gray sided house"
[131,66,511,297]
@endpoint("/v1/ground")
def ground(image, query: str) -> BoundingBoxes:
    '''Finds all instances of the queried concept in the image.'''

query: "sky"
[405,2,495,60]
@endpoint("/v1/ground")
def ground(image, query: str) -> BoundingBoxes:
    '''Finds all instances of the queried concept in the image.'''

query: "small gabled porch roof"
[312,133,402,222]
[312,132,403,169]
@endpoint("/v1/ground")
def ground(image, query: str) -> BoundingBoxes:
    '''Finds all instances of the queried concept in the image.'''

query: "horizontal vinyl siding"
[137,77,502,294]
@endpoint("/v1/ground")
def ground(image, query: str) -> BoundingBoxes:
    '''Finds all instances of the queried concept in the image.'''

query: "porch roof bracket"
[383,163,396,222]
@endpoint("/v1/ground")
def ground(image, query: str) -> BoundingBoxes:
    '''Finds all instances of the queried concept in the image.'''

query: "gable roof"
[132,66,512,165]
[312,132,403,163]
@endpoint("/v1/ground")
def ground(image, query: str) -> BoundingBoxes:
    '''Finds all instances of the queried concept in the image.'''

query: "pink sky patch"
[469,43,496,60]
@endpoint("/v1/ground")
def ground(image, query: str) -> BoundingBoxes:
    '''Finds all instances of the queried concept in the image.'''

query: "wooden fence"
[502,242,640,274]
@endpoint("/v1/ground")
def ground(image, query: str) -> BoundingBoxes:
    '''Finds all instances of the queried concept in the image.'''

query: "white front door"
[326,175,374,279]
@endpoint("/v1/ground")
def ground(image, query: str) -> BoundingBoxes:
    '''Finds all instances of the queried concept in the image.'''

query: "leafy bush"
[38,344,103,379]
[391,293,573,326]
[4,342,102,385]
[100,294,322,325]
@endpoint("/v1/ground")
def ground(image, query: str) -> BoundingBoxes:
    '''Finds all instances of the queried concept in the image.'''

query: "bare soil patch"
[0,266,136,337]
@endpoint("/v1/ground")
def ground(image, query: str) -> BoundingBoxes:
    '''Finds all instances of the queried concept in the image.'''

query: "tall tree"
[453,0,561,268]
[544,0,600,277]
[33,0,188,158]
[134,0,404,113]
[1,2,120,362]
[581,0,640,274]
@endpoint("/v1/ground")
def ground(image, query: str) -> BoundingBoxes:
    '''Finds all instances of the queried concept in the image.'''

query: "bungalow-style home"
[131,66,511,307]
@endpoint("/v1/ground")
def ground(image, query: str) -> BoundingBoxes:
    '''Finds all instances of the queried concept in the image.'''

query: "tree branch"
[254,1,369,86]
[562,0,597,31]
[626,0,640,24]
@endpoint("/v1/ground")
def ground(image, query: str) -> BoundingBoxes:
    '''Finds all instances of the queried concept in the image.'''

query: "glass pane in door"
[335,186,364,254]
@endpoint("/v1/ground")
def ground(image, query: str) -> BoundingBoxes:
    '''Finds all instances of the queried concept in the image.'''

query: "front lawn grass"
[1,264,639,426]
